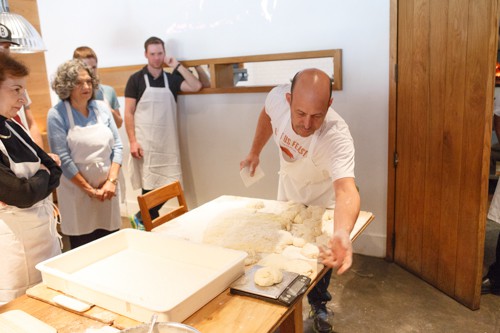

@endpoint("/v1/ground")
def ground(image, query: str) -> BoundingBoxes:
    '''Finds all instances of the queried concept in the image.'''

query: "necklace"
[0,127,11,139]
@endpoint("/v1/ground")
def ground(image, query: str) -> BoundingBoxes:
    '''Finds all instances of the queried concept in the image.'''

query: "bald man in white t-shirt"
[240,68,360,333]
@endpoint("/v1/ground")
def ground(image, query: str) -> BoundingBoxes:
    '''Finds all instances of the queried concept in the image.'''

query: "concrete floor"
[301,220,500,333]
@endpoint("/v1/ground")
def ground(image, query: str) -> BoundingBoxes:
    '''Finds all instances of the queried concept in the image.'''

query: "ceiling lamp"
[0,0,46,53]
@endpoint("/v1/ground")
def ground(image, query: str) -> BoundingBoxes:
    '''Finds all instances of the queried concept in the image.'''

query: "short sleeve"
[265,84,290,119]
[124,72,140,100]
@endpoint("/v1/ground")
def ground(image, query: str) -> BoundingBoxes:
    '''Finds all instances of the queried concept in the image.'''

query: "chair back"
[137,181,188,231]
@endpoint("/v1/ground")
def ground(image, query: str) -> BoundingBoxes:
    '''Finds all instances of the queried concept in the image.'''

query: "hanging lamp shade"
[0,0,46,53]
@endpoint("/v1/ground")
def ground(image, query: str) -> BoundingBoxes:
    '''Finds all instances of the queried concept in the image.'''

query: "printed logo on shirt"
[278,131,309,161]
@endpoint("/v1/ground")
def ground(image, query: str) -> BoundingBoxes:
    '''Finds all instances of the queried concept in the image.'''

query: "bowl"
[120,322,200,333]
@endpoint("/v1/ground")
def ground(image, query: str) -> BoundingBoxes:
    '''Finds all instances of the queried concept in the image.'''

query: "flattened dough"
[254,266,283,287]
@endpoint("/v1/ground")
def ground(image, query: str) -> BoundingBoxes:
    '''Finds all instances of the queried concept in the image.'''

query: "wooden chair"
[137,181,188,231]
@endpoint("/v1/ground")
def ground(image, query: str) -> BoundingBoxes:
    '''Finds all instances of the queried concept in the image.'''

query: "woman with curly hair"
[47,59,123,249]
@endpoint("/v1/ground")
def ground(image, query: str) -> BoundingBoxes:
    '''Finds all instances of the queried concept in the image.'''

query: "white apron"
[488,183,500,224]
[129,73,182,191]
[276,115,334,208]
[0,123,61,303]
[57,101,121,235]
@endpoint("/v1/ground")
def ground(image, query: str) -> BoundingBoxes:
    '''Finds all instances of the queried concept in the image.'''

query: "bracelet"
[107,178,118,185]
[174,63,181,72]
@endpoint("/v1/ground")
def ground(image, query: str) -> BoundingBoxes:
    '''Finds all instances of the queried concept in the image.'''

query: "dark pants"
[69,228,118,249]
[307,268,332,306]
[135,188,167,222]
[487,231,500,282]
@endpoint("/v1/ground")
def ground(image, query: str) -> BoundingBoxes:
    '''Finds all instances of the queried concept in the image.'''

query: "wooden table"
[154,195,374,332]
[0,195,374,333]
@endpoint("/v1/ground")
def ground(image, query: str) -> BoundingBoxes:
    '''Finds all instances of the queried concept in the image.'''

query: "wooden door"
[388,0,499,309]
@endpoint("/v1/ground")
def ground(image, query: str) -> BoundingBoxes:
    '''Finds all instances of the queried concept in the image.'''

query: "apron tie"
[82,161,105,172]
[37,200,63,249]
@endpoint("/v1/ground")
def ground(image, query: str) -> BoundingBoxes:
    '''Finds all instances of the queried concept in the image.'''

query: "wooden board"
[0,310,56,333]
[26,284,139,330]
[0,294,110,333]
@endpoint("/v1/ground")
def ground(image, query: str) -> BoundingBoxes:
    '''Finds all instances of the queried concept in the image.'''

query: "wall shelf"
[99,49,342,96]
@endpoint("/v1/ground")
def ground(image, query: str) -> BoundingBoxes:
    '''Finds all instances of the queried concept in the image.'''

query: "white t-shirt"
[265,84,355,182]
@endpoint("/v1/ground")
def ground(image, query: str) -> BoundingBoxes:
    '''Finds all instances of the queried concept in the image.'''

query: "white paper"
[240,165,265,187]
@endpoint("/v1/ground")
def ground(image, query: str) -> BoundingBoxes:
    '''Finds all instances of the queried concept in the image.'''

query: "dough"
[245,256,259,266]
[203,209,285,253]
[274,230,294,253]
[283,260,314,277]
[307,205,325,220]
[246,200,265,210]
[254,266,283,287]
[301,243,319,259]
[293,237,306,247]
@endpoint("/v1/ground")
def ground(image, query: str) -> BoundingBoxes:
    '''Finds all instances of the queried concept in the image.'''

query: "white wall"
[37,0,389,257]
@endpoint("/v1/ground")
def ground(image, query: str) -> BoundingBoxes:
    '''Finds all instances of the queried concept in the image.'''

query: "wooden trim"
[99,49,343,96]
[386,0,398,261]
[9,0,51,138]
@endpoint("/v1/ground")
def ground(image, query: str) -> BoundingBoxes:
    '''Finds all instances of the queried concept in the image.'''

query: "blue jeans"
[307,268,332,306]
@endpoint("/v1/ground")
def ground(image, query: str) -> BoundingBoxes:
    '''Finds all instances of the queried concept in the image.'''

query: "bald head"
[291,68,332,105]
[286,69,333,137]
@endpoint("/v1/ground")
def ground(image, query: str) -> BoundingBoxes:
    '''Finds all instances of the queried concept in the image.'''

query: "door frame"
[387,0,398,262]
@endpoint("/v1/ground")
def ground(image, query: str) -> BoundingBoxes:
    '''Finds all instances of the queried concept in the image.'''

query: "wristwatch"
[107,177,118,185]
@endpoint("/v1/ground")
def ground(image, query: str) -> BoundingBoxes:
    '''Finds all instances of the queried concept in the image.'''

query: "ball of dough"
[293,237,306,247]
[301,243,320,259]
[254,266,283,287]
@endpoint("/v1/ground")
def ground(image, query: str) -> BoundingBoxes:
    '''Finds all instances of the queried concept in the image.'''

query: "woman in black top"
[0,53,62,304]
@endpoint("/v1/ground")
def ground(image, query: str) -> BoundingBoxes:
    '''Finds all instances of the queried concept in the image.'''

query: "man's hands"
[164,55,179,69]
[319,229,353,275]
[239,153,260,177]
[130,141,144,159]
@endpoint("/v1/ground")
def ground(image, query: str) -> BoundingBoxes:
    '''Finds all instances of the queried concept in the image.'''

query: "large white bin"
[36,229,247,323]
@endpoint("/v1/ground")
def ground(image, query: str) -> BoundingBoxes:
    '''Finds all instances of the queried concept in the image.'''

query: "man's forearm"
[124,99,137,143]
[333,178,360,235]
[178,65,202,92]
[249,109,273,156]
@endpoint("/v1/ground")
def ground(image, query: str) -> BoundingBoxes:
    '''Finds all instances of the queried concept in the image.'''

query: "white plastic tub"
[36,229,247,323]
